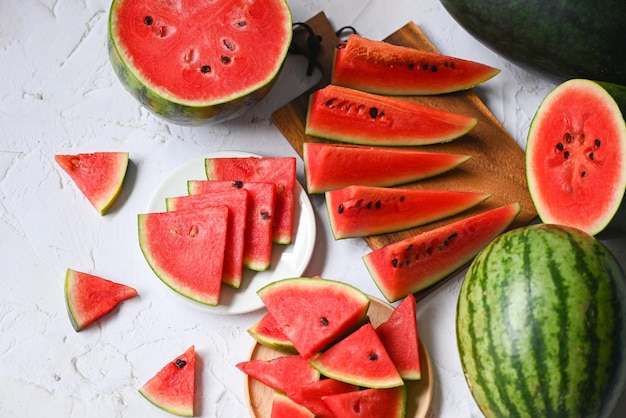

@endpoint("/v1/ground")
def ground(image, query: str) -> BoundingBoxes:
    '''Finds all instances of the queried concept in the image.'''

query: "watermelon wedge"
[138,206,229,306]
[55,152,129,215]
[205,156,297,244]
[271,392,315,418]
[139,346,196,417]
[248,313,296,353]
[363,202,522,302]
[288,378,358,418]
[326,185,491,239]
[322,386,407,418]
[303,142,471,193]
[236,354,320,395]
[165,189,248,288]
[64,268,137,332]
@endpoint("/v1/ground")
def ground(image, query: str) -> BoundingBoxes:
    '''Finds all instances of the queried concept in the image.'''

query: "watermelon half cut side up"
[326,185,491,239]
[363,202,521,302]
[526,79,626,236]
[138,206,229,306]
[303,142,471,194]
[139,346,196,417]
[55,152,129,215]
[331,34,500,95]
[64,268,137,332]
[257,277,371,359]
[305,85,478,146]
[107,0,292,125]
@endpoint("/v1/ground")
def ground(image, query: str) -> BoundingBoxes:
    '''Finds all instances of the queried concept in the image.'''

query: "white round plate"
[145,151,316,315]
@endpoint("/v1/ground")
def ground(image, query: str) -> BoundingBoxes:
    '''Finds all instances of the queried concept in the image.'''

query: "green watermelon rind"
[107,0,293,125]
[456,224,626,418]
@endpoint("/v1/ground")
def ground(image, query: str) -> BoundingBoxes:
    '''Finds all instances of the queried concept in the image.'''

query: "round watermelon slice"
[108,0,292,125]
[526,79,626,236]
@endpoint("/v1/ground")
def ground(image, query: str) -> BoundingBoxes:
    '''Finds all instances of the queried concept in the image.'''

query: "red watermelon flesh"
[322,386,407,418]
[310,322,403,389]
[326,185,491,239]
[332,34,500,95]
[188,179,276,271]
[305,84,478,146]
[55,151,129,215]
[376,294,421,380]
[139,345,196,417]
[257,277,371,359]
[138,206,228,306]
[248,312,296,353]
[166,189,247,288]
[271,392,315,418]
[288,378,358,418]
[303,142,471,194]
[236,354,320,395]
[64,268,137,332]
[204,157,297,244]
[363,202,521,302]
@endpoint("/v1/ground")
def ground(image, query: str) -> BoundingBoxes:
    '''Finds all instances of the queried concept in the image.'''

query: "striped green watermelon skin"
[457,224,626,418]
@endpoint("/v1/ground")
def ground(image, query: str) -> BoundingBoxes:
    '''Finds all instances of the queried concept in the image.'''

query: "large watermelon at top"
[439,0,626,85]
[108,0,292,125]
[457,224,626,418]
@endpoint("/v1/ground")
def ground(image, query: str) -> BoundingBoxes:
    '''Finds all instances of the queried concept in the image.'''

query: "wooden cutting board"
[272,12,537,298]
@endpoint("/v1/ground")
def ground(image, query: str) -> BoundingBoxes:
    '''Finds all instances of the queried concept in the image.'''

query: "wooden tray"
[272,12,537,299]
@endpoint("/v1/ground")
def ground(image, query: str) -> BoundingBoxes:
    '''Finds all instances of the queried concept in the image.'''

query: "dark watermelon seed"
[563,151,570,159]
[556,143,564,151]
[337,204,344,214]
[175,359,187,369]
[320,317,330,326]
[406,244,413,251]
[564,132,573,143]
[221,56,231,64]
[391,258,398,267]
[447,232,458,242]
[581,170,586,177]
[422,63,428,70]
[400,195,406,202]
[369,352,379,361]
[261,211,270,220]
[431,65,438,72]
[366,201,373,209]
[407,63,415,70]
[200,65,211,73]
[589,152,595,160]
[236,20,247,27]
[595,138,601,147]
[450,61,455,69]
[232,180,243,188]
[375,200,381,209]
[224,39,236,51]
[369,107,378,119]
[144,16,153,26]
[325,98,336,107]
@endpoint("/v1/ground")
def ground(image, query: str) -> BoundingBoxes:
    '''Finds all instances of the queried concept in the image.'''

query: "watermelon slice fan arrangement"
[51,0,626,416]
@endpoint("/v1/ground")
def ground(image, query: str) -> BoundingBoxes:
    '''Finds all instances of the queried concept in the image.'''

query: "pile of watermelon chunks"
[238,277,422,418]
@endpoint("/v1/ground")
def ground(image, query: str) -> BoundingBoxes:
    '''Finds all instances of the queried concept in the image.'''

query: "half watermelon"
[108,0,292,125]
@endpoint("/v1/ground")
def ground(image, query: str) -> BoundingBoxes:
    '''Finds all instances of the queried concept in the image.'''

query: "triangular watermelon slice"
[236,354,320,395]
[204,156,296,244]
[271,392,315,418]
[64,268,137,332]
[287,378,358,418]
[139,346,196,417]
[55,152,129,215]
[322,386,407,418]
[310,323,403,389]
[138,206,229,306]
[376,294,421,380]
[247,312,296,354]
[166,189,248,288]
[257,278,371,359]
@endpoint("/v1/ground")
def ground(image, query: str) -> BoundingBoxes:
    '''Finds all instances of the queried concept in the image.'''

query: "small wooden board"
[271,12,537,298]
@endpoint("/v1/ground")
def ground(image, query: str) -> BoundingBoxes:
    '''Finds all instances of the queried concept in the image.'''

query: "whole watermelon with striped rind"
[457,224,626,418]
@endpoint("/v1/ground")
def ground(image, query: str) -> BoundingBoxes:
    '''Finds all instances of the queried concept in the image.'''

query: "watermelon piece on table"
[303,142,471,194]
[271,392,315,418]
[188,179,276,271]
[287,378,358,418]
[326,185,491,239]
[236,354,320,395]
[257,277,371,359]
[64,268,137,332]
[138,206,229,306]
[139,346,196,417]
[376,294,421,380]
[166,189,248,288]
[310,322,404,389]
[322,386,407,418]
[55,151,129,215]
[248,312,296,353]
[205,157,296,244]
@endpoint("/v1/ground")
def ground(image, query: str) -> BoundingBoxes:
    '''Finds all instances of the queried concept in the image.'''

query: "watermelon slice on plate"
[55,151,129,215]
[236,354,320,395]
[248,312,296,353]
[64,268,137,332]
[144,151,316,315]
[271,392,315,418]
[139,346,196,417]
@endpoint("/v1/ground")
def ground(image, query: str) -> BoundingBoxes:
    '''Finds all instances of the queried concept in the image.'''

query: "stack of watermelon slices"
[237,277,424,418]
[138,156,296,307]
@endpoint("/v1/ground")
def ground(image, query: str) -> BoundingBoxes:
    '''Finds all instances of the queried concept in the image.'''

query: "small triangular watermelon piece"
[236,354,320,395]
[138,206,229,306]
[288,378,358,418]
[376,294,421,380]
[271,392,315,418]
[188,180,276,271]
[204,156,296,244]
[310,323,403,389]
[166,189,248,288]
[248,312,297,353]
[64,268,137,332]
[139,346,196,417]
[322,386,407,418]
[55,152,129,215]
[257,277,371,359]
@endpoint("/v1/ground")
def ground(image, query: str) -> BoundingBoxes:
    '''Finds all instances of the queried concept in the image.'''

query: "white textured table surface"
[2,0,625,417]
